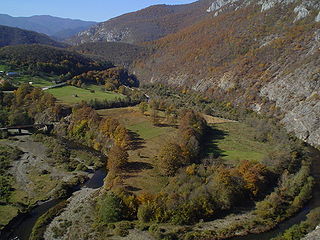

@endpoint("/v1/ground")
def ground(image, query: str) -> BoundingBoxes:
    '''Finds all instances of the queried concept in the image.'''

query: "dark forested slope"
[0,25,64,47]
[71,42,147,67]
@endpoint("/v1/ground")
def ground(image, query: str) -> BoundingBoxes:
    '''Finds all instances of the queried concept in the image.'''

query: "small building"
[6,72,19,77]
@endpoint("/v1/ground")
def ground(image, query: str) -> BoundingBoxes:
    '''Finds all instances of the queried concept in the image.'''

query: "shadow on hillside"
[125,185,142,192]
[125,161,153,173]
[154,123,178,128]
[202,126,228,160]
[129,131,145,150]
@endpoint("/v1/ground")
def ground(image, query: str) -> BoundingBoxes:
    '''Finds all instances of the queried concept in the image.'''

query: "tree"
[107,145,129,172]
[158,142,184,176]
[139,102,148,114]
[98,192,125,223]
[236,160,268,197]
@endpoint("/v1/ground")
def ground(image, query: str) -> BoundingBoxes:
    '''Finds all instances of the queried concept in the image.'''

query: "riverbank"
[0,133,104,239]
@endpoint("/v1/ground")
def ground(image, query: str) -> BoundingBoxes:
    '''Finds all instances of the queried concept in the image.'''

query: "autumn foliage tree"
[158,142,184,176]
[107,145,129,173]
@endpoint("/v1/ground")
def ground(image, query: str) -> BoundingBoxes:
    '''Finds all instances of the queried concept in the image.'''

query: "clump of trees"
[69,67,138,89]
[135,161,270,225]
[158,109,207,176]
[0,84,64,131]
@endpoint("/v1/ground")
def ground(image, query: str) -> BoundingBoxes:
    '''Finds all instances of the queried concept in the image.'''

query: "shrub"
[98,192,126,224]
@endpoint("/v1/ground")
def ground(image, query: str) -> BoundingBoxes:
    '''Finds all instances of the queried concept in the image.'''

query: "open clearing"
[98,107,176,194]
[13,75,57,88]
[98,107,276,193]
[205,122,277,165]
[47,85,124,104]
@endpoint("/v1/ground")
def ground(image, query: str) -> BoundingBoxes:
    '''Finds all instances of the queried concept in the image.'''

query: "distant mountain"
[0,25,64,47]
[67,0,213,45]
[0,14,97,40]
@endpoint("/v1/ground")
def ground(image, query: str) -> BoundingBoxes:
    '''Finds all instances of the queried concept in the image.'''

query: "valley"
[0,0,319,239]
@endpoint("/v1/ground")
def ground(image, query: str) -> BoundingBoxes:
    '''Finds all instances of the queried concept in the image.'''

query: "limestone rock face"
[206,0,240,13]
[294,5,310,22]
[316,11,320,22]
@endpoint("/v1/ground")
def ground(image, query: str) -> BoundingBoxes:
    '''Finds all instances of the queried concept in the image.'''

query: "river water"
[0,168,106,240]
[1,146,319,240]
[229,147,320,240]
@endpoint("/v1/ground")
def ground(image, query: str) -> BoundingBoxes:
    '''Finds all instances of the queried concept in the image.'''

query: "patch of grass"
[48,85,124,104]
[12,75,57,88]
[128,121,169,140]
[98,107,176,194]
[0,205,19,228]
[205,122,276,165]
[0,64,11,72]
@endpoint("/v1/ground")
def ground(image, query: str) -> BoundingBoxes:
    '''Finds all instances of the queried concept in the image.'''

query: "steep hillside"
[71,42,147,67]
[0,14,96,40]
[132,0,320,147]
[0,25,64,47]
[67,0,213,45]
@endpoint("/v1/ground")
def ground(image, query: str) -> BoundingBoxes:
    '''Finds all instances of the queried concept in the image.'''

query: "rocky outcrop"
[206,0,240,16]
[303,226,320,240]
[316,11,320,22]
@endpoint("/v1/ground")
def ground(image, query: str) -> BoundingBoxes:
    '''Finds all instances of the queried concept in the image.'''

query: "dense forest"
[0,25,64,48]
[71,42,147,67]
[0,44,112,78]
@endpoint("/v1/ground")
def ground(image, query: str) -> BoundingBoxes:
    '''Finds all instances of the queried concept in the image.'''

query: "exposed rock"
[260,61,320,147]
[258,0,296,12]
[294,5,310,22]
[206,0,240,14]
[218,72,237,91]
[316,11,320,22]
[303,225,320,240]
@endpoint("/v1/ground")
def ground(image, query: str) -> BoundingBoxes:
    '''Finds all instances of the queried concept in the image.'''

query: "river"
[229,147,320,240]
[0,168,106,240]
[1,145,319,240]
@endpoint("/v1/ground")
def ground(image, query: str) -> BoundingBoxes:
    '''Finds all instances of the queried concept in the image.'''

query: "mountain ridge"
[0,25,65,48]
[130,0,320,147]
[0,14,97,40]
[67,0,213,45]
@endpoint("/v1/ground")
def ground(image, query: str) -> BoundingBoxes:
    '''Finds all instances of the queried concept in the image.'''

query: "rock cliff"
[131,0,320,147]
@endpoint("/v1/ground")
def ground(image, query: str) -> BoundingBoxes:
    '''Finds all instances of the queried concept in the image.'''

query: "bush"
[138,204,154,223]
[98,192,126,224]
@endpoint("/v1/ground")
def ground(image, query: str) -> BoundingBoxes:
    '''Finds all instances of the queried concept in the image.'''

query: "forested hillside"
[132,0,320,147]
[71,42,147,67]
[0,44,112,77]
[67,0,213,44]
[0,25,64,48]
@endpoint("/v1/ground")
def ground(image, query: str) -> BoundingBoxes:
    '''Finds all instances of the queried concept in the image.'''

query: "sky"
[2,0,196,22]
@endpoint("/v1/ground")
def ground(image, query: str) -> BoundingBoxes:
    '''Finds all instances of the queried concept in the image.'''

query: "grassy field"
[98,107,276,193]
[47,85,124,104]
[13,75,57,87]
[98,107,176,194]
[205,122,277,165]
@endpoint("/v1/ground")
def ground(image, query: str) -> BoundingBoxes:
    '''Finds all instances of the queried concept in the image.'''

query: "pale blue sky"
[2,0,196,22]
